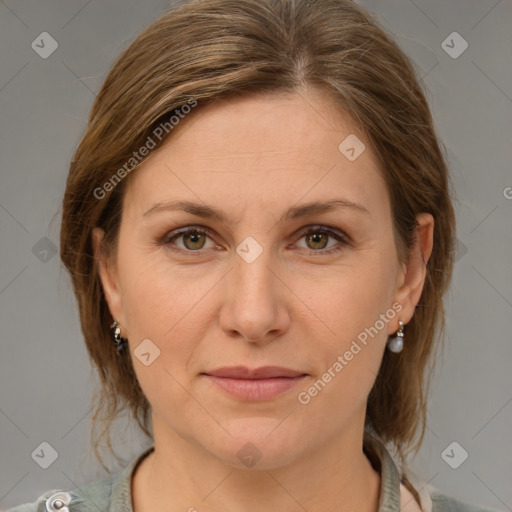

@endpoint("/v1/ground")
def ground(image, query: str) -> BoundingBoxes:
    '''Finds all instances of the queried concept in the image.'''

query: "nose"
[218,245,290,344]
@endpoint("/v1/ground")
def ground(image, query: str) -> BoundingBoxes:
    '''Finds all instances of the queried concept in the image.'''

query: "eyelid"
[161,224,351,254]
[295,224,351,244]
[161,226,218,252]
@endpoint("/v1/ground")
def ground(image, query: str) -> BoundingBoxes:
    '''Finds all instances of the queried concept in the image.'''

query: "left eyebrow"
[283,199,370,220]
[142,198,370,223]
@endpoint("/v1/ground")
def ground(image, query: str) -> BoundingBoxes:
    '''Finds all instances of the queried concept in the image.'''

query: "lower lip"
[203,375,308,401]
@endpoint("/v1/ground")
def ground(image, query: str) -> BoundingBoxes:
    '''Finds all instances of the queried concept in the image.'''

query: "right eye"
[163,226,218,253]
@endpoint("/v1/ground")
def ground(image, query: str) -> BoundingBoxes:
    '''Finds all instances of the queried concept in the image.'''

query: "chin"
[204,416,307,470]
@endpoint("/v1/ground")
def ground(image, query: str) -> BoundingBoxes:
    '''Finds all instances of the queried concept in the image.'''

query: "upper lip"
[203,366,307,379]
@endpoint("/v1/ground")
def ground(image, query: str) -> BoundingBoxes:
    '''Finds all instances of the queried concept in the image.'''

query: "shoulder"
[3,446,154,512]
[2,488,56,512]
[428,485,503,512]
[3,475,115,512]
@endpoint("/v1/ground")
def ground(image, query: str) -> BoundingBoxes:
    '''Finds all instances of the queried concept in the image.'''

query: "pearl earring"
[387,320,404,353]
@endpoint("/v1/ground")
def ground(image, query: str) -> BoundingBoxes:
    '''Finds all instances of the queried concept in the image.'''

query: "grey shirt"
[5,434,501,512]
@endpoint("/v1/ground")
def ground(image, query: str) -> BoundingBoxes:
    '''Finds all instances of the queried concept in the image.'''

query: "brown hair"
[60,0,456,498]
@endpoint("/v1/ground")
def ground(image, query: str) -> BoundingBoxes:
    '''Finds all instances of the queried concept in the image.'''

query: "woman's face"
[96,88,432,469]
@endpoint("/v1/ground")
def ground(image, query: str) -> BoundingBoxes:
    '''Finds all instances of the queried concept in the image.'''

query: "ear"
[92,227,125,325]
[392,213,434,329]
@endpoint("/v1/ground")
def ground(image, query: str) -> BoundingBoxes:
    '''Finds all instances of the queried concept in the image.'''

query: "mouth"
[201,366,308,401]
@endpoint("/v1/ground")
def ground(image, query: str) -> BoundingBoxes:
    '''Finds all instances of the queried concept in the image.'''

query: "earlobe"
[392,213,434,327]
[92,227,124,323]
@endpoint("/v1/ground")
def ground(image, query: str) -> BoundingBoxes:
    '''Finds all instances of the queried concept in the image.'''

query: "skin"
[93,87,433,512]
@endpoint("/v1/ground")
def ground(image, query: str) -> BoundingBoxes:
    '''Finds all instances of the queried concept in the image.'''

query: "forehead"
[124,89,388,221]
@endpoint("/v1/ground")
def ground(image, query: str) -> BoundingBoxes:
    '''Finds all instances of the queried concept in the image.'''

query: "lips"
[202,365,307,379]
[201,366,309,400]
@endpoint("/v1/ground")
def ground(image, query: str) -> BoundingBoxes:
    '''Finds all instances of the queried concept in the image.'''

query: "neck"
[132,421,381,512]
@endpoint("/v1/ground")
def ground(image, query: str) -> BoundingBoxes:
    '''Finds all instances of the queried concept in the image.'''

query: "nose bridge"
[232,234,277,305]
[220,233,287,341]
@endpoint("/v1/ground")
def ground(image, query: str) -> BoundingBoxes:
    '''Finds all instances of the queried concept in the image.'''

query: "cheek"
[116,251,204,410]
[120,259,174,331]
[301,245,398,394]
[314,249,396,340]
[118,230,398,344]
[116,248,219,369]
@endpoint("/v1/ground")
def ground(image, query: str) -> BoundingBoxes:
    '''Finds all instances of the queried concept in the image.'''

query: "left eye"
[294,227,349,253]
[162,226,350,254]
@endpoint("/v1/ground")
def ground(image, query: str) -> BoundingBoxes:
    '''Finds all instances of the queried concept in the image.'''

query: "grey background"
[0,0,511,510]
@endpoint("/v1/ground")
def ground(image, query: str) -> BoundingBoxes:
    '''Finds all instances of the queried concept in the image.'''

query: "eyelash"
[160,225,351,256]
